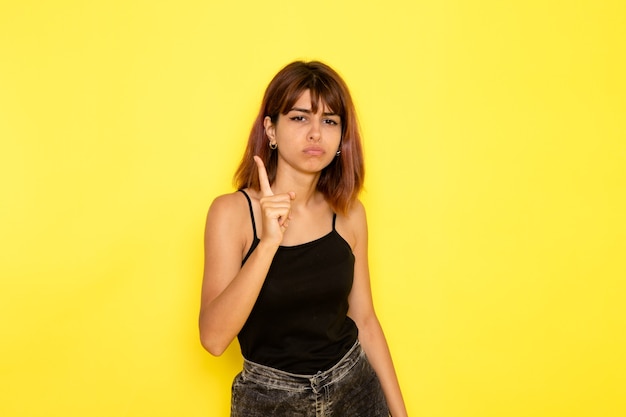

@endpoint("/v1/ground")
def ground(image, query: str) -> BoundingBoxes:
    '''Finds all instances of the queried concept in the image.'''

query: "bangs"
[278,77,345,117]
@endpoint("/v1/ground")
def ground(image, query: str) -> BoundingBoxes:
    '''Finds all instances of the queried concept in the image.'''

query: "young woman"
[199,61,407,416]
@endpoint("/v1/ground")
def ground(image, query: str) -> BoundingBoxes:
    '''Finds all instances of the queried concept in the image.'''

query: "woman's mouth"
[303,146,325,156]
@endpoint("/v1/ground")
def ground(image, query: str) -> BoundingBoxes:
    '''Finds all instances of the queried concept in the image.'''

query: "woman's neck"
[272,170,322,211]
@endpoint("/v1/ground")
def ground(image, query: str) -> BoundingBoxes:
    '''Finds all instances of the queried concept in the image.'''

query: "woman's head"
[234,61,364,214]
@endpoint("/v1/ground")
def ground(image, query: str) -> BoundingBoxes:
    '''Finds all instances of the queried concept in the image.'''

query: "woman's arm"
[342,201,408,417]
[199,157,295,356]
[198,192,278,356]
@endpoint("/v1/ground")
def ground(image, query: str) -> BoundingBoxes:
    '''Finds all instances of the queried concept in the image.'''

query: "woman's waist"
[240,339,363,391]
[238,319,358,374]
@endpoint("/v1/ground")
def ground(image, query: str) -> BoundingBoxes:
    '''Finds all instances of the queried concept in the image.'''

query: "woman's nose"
[308,122,321,141]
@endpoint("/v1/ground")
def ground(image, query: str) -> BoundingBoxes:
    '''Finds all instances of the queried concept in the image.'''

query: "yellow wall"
[1,1,624,416]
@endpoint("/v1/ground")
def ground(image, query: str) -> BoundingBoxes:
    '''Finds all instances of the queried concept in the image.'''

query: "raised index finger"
[253,155,273,196]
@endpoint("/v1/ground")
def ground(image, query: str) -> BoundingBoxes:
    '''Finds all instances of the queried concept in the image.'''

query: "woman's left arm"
[343,201,408,417]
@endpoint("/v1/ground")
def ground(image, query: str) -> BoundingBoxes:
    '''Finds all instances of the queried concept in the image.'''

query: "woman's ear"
[263,116,276,140]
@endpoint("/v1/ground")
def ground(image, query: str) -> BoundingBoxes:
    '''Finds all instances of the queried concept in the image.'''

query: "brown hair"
[233,61,364,214]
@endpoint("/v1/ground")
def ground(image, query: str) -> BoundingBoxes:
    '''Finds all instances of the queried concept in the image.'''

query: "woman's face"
[264,90,342,175]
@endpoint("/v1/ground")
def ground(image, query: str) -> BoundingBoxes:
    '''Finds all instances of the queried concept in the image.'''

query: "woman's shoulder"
[210,190,242,208]
[212,187,261,205]
[205,190,257,246]
[340,198,366,223]
[335,198,367,250]
[207,190,252,223]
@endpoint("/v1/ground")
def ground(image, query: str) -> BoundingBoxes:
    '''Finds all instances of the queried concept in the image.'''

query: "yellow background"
[1,1,625,416]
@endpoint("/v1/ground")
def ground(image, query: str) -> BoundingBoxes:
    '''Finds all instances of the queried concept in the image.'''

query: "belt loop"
[309,371,323,393]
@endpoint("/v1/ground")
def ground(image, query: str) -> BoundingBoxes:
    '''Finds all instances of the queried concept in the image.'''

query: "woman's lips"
[303,146,324,156]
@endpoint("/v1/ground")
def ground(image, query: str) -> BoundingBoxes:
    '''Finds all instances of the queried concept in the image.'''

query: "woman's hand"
[253,155,295,247]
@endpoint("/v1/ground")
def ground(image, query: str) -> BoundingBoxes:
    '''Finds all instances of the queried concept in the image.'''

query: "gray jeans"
[231,341,389,416]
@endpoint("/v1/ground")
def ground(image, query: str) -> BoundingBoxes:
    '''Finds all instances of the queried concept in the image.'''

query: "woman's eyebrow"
[289,107,338,117]
[289,107,312,113]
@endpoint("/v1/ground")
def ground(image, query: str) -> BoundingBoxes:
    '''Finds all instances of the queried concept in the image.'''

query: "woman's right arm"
[198,193,277,356]
[199,157,294,356]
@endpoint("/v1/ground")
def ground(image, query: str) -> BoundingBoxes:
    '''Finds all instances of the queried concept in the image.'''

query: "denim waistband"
[241,340,363,393]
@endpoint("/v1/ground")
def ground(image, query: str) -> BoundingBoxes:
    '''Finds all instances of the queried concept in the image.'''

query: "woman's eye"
[290,116,306,121]
[324,119,339,125]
